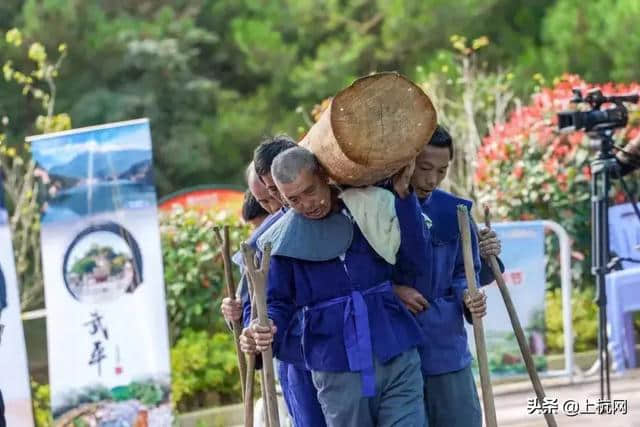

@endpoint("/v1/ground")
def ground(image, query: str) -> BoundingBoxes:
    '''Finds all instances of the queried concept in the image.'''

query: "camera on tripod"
[557,88,639,133]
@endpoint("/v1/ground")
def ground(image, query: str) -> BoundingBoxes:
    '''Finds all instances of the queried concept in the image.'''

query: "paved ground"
[215,369,640,427]
[492,369,640,426]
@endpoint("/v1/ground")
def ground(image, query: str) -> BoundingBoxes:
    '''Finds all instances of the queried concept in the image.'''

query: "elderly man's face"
[248,172,282,214]
[410,144,450,200]
[275,168,332,219]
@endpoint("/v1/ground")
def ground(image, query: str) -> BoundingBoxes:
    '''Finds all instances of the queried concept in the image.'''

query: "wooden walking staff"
[483,206,558,427]
[244,273,258,427]
[243,257,272,427]
[214,226,247,400]
[456,205,498,427]
[242,242,280,427]
[260,367,272,427]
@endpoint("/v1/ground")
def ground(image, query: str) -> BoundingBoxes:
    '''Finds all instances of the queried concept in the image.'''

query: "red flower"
[513,165,524,179]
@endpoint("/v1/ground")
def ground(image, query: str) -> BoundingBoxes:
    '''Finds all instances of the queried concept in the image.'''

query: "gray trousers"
[311,349,425,427]
[424,365,482,427]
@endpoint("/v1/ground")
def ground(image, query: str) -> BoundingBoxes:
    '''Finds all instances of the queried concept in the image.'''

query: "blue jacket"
[266,192,428,393]
[415,189,481,376]
[232,208,287,326]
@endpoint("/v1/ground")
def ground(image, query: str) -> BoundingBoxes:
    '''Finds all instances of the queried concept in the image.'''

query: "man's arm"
[240,255,296,356]
[616,136,640,177]
[394,191,430,279]
[265,256,296,356]
[221,274,249,330]
[477,227,505,286]
[452,219,486,324]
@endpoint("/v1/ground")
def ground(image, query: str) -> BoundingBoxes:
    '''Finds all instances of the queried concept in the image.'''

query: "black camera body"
[557,88,639,132]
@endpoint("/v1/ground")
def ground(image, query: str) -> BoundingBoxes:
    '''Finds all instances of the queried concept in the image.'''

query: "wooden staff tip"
[483,204,492,228]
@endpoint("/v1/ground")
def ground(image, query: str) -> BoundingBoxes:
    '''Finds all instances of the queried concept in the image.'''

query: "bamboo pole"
[456,205,498,427]
[242,242,280,427]
[483,206,557,427]
[215,226,247,400]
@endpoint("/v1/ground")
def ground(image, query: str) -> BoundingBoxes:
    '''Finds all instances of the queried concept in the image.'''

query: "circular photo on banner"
[62,222,143,304]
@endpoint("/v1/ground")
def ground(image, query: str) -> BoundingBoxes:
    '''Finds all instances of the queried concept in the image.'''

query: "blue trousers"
[278,361,326,427]
[423,365,482,427]
[311,349,425,427]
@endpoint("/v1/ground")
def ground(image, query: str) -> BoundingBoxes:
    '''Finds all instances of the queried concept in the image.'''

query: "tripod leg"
[599,308,605,399]
[603,303,611,400]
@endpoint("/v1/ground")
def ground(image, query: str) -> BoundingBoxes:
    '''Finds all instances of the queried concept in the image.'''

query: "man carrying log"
[392,125,504,427]
[222,159,288,327]
[223,137,329,426]
[241,146,429,427]
[253,137,328,426]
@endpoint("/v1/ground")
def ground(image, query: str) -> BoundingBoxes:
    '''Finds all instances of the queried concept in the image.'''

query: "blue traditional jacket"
[264,192,428,396]
[414,189,487,376]
[231,208,287,326]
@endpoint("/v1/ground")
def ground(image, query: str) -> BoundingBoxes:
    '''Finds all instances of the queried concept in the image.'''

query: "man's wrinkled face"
[410,144,451,200]
[248,172,281,214]
[275,168,332,219]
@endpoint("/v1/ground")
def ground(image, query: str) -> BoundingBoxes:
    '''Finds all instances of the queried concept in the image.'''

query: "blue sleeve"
[478,256,505,286]
[451,219,482,324]
[266,256,296,357]
[394,191,430,284]
[239,273,253,328]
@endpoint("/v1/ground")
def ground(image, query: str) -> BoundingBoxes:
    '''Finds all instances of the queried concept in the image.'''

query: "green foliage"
[31,379,52,427]
[475,74,640,291]
[539,0,640,83]
[0,0,557,196]
[1,28,71,310]
[416,36,517,199]
[160,207,250,344]
[170,330,240,411]
[111,380,169,407]
[546,287,598,353]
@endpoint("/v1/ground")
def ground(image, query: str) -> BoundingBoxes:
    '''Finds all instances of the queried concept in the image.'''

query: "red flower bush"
[476,74,640,289]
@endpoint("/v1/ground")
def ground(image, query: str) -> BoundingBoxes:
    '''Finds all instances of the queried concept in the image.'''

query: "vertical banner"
[0,177,35,426]
[29,119,173,426]
[467,221,548,378]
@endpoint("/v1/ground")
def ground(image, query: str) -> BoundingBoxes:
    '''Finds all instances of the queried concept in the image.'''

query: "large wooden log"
[300,72,437,186]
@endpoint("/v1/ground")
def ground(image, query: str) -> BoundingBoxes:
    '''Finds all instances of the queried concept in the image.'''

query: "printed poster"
[467,221,548,378]
[29,119,172,426]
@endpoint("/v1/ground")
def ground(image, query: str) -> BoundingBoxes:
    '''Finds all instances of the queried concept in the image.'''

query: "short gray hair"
[271,147,320,184]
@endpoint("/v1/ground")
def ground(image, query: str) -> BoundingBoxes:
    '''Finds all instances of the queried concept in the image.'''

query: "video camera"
[557,88,639,133]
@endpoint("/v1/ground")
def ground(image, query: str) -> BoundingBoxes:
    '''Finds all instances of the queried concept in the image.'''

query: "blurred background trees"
[4,1,640,417]
[4,0,639,196]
